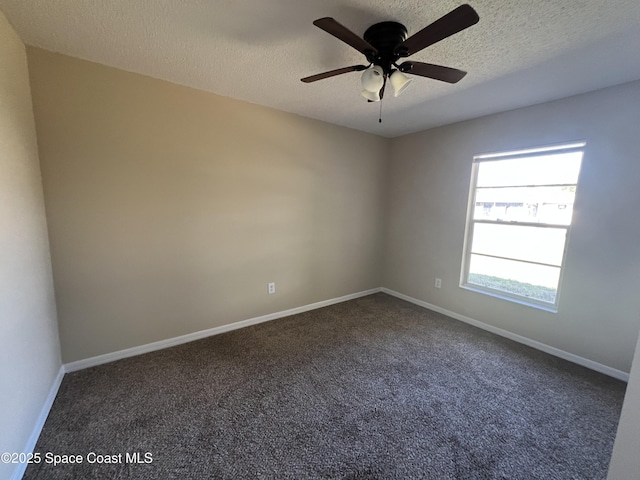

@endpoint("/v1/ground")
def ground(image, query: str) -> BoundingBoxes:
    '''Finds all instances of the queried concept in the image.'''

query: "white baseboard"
[64,288,382,373]
[63,285,628,378]
[11,365,65,480]
[381,288,629,382]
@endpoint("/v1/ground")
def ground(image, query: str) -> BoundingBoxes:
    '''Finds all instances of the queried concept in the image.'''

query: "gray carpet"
[25,293,625,479]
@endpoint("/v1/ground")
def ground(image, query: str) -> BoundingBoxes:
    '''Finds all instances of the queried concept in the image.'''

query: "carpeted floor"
[25,293,625,479]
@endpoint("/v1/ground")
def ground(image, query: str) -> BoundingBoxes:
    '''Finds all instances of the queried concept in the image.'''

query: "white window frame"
[460,142,586,312]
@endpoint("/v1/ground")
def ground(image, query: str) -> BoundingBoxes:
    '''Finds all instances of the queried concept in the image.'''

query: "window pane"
[476,152,582,187]
[473,185,576,225]
[467,254,560,304]
[470,223,566,266]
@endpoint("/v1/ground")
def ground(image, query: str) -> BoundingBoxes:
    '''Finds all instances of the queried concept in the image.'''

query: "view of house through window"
[461,142,585,309]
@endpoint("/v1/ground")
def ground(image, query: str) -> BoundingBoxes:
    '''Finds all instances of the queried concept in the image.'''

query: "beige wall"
[608,330,640,478]
[25,46,640,373]
[27,48,389,363]
[385,81,640,372]
[0,13,61,480]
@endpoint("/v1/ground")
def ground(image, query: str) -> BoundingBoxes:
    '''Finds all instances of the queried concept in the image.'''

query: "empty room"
[2,1,640,479]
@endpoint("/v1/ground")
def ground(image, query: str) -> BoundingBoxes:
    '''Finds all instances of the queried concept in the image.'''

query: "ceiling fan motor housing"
[362,21,408,74]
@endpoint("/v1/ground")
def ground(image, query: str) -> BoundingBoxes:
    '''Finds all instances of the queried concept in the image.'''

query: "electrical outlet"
[435,278,442,289]
[268,282,276,295]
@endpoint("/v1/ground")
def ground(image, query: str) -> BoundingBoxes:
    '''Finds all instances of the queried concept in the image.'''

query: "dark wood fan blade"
[301,65,367,83]
[399,61,467,83]
[313,18,378,56]
[395,4,479,57]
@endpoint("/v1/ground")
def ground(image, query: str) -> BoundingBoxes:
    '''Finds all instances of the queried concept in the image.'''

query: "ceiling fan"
[301,4,479,102]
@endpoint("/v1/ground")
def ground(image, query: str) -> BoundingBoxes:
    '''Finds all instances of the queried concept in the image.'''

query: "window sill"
[459,284,558,313]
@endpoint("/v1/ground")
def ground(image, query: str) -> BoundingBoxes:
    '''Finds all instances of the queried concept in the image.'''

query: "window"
[460,142,585,311]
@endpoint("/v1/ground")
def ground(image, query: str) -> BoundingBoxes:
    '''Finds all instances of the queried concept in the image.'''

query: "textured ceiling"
[2,0,640,137]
